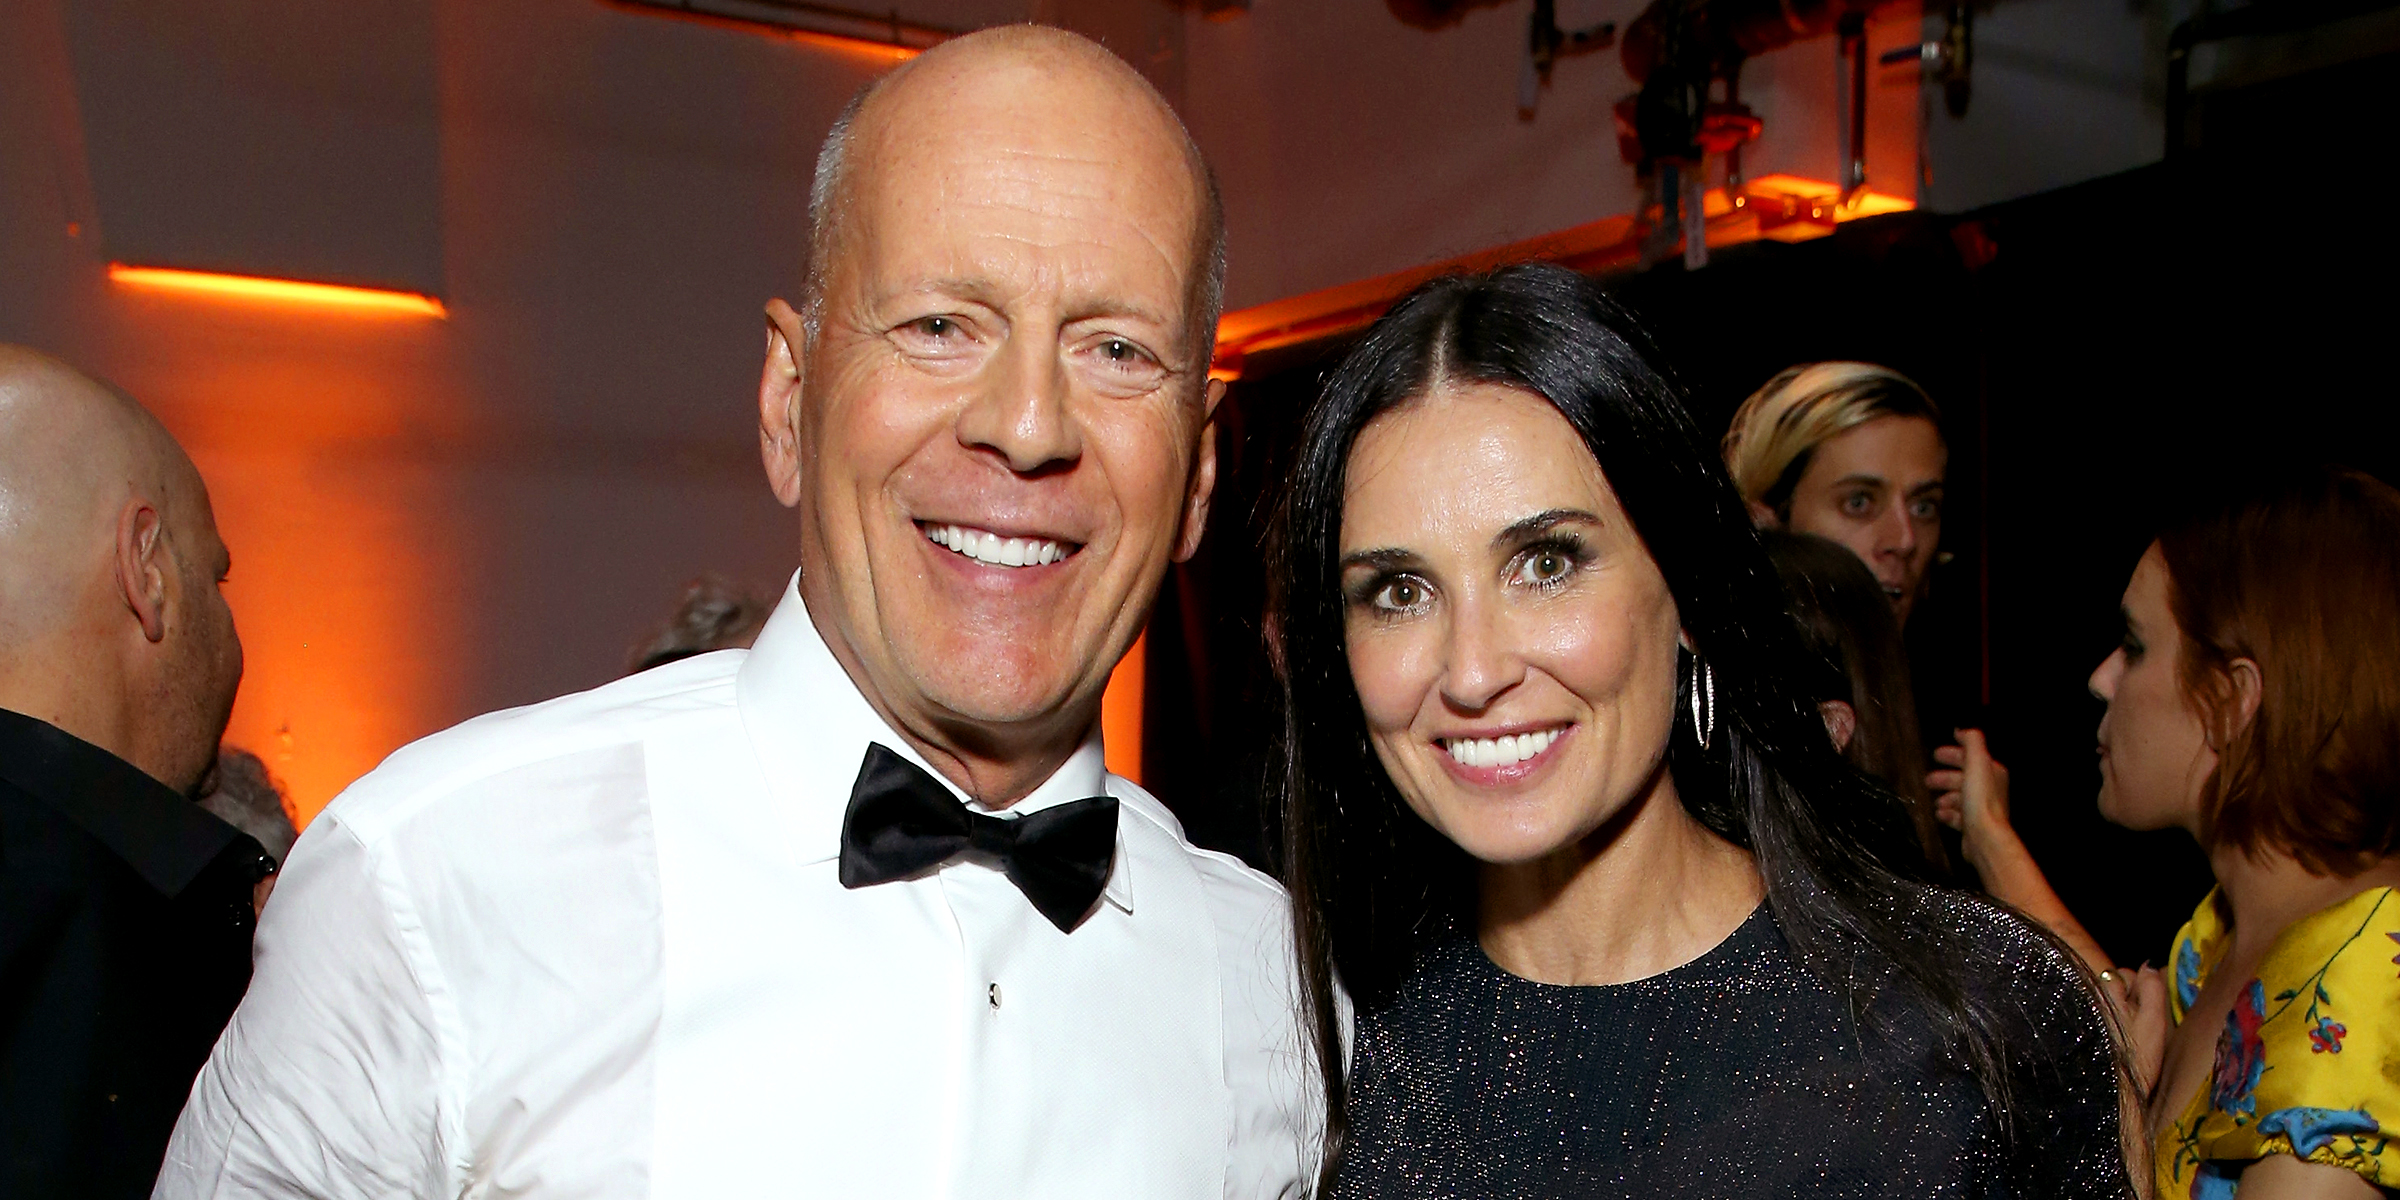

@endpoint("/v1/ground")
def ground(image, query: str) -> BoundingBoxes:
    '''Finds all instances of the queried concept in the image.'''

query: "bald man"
[0,347,269,1200]
[159,27,1317,1200]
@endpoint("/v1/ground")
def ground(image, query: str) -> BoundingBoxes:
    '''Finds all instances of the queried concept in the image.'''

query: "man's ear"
[759,298,811,509]
[116,499,169,643]
[1171,378,1225,564]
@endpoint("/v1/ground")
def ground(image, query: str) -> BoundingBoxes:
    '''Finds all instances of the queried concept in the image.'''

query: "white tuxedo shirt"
[155,578,1319,1198]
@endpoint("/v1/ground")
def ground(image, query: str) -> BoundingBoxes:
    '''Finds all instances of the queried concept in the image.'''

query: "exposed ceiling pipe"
[1611,0,1940,266]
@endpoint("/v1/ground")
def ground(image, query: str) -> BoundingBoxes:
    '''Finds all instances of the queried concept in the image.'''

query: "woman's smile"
[1433,722,1572,784]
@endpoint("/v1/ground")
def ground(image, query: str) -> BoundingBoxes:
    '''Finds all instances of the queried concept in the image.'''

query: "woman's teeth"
[925,523,1070,568]
[1442,728,1562,769]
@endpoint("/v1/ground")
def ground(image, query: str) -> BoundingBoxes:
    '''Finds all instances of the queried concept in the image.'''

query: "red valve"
[1697,104,1763,155]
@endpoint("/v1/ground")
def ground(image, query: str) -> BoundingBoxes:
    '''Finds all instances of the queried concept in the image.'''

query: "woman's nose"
[1440,598,1525,713]
[2088,649,2125,702]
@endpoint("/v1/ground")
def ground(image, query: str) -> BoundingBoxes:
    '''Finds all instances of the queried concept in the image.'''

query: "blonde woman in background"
[1723,363,1947,625]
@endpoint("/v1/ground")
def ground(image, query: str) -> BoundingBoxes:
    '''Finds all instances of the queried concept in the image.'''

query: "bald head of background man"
[757,25,1226,806]
[0,346,242,795]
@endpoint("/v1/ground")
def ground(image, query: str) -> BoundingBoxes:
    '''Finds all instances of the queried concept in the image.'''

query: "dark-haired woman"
[1937,467,2400,1199]
[1763,530,1945,871]
[1268,264,2129,1197]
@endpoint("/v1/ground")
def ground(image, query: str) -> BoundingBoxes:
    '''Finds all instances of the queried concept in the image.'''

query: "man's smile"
[918,521,1083,569]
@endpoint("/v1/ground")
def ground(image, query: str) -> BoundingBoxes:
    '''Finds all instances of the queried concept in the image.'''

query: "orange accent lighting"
[1101,631,1146,785]
[1212,174,1912,375]
[108,264,448,318]
[600,2,935,62]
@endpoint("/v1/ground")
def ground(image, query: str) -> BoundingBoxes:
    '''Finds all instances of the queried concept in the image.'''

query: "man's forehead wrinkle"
[847,170,1196,349]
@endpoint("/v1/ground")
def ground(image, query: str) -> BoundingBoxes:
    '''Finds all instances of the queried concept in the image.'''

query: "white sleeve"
[153,815,453,1199]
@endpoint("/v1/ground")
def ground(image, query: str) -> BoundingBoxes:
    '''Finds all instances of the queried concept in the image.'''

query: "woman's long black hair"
[1268,264,2055,1184]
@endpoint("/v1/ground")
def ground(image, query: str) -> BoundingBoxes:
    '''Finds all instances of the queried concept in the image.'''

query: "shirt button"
[988,982,1002,1010]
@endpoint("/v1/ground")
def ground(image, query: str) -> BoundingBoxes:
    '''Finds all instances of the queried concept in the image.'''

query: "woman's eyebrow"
[1491,508,1600,549]
[1339,547,1419,572]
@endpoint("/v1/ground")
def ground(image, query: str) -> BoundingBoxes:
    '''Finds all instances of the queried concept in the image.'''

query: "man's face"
[1782,415,1946,624]
[156,478,243,794]
[779,63,1217,765]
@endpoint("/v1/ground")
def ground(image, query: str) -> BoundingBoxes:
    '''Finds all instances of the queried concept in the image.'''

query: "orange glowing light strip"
[107,264,448,318]
[600,1,937,62]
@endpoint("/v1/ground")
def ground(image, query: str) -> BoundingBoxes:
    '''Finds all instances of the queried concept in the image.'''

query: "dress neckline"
[1466,899,1775,993]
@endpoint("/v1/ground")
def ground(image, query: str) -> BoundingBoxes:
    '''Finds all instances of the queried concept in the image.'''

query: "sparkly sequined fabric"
[1333,899,2132,1198]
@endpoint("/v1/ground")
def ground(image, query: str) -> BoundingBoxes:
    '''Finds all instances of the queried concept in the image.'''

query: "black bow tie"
[838,743,1119,933]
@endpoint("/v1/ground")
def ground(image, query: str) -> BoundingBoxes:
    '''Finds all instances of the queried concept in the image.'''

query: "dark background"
[1137,51,2400,967]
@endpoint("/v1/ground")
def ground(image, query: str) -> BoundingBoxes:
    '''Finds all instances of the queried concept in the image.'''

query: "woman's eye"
[1841,492,1875,516]
[1512,551,1573,587]
[1910,498,1941,521]
[1372,578,1425,612]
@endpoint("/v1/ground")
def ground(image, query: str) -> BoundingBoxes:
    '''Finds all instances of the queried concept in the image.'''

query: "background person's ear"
[2222,657,2264,743]
[1817,699,1858,752]
[758,298,810,508]
[115,499,169,643]
[1171,379,1225,564]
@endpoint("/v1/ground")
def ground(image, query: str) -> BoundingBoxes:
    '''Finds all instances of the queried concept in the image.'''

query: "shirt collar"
[0,705,251,897]
[734,573,1130,913]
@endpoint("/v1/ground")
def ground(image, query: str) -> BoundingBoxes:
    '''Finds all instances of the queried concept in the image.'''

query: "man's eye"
[1092,337,1157,370]
[914,316,956,338]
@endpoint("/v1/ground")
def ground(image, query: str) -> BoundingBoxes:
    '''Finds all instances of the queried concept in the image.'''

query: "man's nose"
[956,335,1081,473]
[1439,595,1525,713]
[1879,506,1918,557]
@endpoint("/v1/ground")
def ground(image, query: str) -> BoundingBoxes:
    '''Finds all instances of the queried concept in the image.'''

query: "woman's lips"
[1435,724,1571,785]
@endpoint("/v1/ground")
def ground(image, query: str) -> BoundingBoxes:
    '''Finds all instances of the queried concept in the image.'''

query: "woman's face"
[1781,415,1946,624]
[2088,545,2216,834]
[1338,382,1684,865]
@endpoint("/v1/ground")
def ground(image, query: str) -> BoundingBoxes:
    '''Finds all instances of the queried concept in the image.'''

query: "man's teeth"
[925,524,1069,568]
[1442,728,1562,769]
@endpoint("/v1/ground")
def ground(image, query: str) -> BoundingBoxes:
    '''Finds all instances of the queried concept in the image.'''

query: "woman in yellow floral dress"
[1934,466,2400,1198]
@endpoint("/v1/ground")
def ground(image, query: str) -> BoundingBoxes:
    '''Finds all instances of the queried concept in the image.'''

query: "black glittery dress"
[1333,900,2133,1198]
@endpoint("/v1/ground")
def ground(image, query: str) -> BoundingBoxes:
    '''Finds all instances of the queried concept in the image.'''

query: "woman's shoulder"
[1923,889,2108,1014]
[1895,890,2122,1092]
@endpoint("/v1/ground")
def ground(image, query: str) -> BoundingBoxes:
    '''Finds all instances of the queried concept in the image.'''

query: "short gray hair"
[800,63,1227,360]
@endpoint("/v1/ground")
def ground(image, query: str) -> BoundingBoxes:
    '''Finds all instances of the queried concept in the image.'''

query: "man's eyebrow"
[1062,296,1175,329]
[1492,508,1600,548]
[1339,547,1420,572]
[885,276,1007,306]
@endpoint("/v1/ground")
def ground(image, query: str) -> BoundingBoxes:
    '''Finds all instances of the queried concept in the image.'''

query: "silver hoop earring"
[1689,656,1717,750]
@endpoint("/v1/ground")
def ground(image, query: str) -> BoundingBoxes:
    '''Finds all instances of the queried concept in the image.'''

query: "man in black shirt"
[0,347,266,1199]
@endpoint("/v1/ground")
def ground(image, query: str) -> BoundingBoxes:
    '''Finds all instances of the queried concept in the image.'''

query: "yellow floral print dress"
[2155,886,2400,1199]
